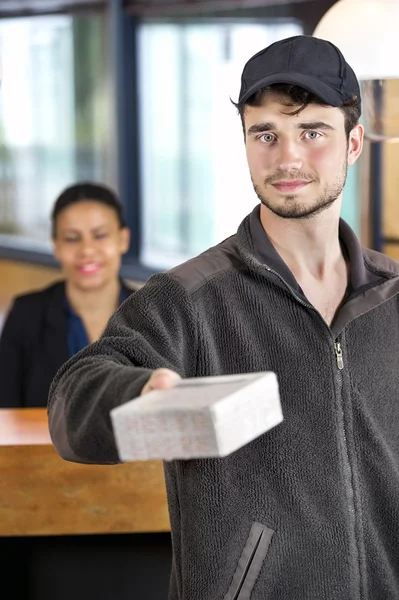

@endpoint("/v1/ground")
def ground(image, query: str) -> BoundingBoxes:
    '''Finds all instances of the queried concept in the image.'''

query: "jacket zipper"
[334,342,344,369]
[333,342,361,598]
[264,266,346,371]
[264,265,361,597]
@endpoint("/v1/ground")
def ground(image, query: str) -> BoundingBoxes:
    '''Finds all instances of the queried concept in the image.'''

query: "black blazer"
[0,280,135,408]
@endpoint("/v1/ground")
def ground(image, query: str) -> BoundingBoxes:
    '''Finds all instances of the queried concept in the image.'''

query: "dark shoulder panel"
[168,235,243,293]
[363,248,399,277]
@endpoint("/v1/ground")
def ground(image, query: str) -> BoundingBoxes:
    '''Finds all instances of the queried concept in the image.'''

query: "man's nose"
[277,139,303,172]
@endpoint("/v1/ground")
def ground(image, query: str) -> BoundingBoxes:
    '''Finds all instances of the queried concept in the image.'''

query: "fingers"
[140,368,181,396]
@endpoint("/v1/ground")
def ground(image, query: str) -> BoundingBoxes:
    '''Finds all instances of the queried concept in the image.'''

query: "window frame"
[0,1,317,283]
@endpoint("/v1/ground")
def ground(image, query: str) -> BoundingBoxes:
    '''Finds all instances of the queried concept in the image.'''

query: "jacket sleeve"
[0,301,25,408]
[47,273,198,465]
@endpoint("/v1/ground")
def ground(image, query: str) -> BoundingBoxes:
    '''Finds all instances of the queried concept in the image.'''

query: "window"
[138,20,303,269]
[0,14,114,253]
[0,7,364,279]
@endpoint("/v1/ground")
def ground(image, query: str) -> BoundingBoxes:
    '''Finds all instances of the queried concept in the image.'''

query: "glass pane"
[341,160,360,235]
[138,20,303,269]
[0,14,114,252]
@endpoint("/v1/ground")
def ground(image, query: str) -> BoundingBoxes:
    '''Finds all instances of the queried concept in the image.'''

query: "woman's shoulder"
[1,281,66,343]
[12,280,66,312]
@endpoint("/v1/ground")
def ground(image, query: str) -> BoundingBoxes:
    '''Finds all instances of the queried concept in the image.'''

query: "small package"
[110,372,283,461]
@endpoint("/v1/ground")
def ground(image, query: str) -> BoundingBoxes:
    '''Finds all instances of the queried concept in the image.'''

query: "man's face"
[244,93,363,220]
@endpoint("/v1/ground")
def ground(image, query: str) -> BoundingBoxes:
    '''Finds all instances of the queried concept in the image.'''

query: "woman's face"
[53,201,130,291]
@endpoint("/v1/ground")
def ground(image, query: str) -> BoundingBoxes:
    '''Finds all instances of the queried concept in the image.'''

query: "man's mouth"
[272,180,311,193]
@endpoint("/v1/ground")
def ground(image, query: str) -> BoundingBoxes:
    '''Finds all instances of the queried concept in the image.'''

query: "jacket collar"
[240,204,382,294]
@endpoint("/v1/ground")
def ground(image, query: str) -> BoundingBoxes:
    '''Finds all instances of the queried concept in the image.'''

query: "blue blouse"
[64,287,129,357]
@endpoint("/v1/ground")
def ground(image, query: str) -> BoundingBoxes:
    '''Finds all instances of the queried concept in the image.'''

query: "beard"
[252,158,348,221]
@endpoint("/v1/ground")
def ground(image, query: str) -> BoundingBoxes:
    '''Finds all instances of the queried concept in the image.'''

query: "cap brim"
[238,72,345,109]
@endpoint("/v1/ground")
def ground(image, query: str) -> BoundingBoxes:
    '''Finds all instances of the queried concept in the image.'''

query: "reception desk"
[0,407,170,537]
[0,408,172,600]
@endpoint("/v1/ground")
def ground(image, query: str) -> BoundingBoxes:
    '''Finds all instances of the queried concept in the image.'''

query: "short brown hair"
[233,83,361,139]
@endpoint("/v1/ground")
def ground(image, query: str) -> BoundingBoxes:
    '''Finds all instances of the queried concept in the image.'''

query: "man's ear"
[347,123,364,166]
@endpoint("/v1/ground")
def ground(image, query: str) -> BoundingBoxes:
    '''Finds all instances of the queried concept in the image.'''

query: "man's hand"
[140,368,181,396]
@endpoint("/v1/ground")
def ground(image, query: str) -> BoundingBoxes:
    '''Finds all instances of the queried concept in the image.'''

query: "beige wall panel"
[0,259,61,313]
[383,244,399,262]
[382,141,399,241]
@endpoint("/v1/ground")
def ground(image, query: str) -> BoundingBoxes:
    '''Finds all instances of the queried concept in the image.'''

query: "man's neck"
[259,203,345,282]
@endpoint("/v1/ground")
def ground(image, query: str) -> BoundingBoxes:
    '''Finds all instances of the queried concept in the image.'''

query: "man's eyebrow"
[246,121,336,135]
[246,123,276,135]
[297,121,335,131]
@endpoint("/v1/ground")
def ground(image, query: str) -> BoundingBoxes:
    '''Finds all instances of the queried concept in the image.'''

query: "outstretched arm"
[47,273,198,464]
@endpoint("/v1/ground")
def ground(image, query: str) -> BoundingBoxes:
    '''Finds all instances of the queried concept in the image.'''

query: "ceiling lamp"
[313,0,399,80]
[314,0,399,140]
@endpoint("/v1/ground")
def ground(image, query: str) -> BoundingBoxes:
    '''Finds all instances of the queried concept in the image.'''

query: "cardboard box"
[110,372,283,461]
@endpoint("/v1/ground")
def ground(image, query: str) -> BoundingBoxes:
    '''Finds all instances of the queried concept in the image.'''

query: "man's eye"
[260,133,275,143]
[304,131,320,140]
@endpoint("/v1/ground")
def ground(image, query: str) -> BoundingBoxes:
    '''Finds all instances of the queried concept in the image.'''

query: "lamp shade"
[313,0,399,80]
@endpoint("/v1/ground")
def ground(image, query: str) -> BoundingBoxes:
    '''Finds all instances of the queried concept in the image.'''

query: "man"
[48,35,399,599]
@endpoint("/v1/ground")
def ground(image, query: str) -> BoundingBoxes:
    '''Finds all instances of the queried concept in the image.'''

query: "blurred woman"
[0,182,136,408]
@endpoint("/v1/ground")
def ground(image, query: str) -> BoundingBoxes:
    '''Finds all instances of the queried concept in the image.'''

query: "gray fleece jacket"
[48,205,399,600]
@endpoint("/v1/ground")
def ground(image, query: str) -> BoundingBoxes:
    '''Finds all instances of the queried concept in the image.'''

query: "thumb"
[141,368,181,396]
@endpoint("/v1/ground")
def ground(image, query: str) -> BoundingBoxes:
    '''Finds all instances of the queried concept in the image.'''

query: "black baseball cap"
[238,35,361,111]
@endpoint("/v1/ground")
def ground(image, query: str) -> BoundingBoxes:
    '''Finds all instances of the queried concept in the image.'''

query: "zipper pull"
[334,342,344,370]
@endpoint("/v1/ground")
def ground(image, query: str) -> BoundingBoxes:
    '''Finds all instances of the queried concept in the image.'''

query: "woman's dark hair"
[51,182,126,238]
[232,83,361,139]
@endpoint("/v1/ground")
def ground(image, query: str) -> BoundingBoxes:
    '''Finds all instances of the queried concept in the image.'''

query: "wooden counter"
[0,408,170,537]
